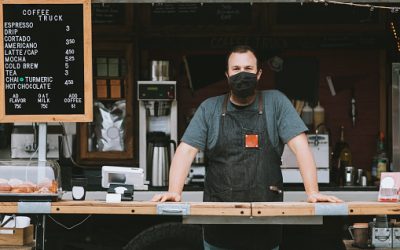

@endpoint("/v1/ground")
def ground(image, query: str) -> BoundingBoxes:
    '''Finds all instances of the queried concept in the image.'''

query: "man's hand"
[150,143,197,203]
[151,192,181,202]
[307,192,343,203]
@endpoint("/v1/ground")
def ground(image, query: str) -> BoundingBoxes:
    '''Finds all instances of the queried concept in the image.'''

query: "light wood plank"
[252,202,315,216]
[50,201,252,216]
[189,202,251,216]
[348,201,400,215]
[0,202,18,213]
[51,201,157,215]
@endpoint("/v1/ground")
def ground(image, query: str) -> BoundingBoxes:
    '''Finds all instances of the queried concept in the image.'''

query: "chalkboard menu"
[0,1,92,122]
[151,3,251,25]
[92,3,124,25]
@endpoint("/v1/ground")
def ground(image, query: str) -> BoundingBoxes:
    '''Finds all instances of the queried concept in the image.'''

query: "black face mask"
[228,71,257,99]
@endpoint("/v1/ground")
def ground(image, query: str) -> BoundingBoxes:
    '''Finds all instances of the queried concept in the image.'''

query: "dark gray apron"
[203,92,283,250]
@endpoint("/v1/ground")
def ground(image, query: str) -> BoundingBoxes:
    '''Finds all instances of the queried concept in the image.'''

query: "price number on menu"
[64,25,75,79]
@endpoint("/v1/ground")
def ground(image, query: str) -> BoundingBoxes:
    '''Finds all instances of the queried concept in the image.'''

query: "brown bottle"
[372,131,388,185]
[331,126,352,186]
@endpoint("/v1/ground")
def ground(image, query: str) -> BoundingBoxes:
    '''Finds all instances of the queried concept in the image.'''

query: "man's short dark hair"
[226,45,260,70]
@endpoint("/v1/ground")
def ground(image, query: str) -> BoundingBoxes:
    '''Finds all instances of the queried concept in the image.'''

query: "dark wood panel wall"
[156,49,384,173]
[289,50,383,171]
[89,3,390,170]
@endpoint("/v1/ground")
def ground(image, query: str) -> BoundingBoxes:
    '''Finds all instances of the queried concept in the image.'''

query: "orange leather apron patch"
[245,134,259,148]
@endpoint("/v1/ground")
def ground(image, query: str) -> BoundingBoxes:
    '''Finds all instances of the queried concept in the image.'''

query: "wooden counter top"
[0,201,251,216]
[0,201,399,217]
[348,201,400,215]
[253,201,400,216]
[50,201,251,216]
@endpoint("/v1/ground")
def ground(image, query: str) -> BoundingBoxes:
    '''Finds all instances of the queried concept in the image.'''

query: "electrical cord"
[29,147,38,162]
[48,214,92,230]
[25,146,39,182]
[55,124,94,230]
[59,122,92,169]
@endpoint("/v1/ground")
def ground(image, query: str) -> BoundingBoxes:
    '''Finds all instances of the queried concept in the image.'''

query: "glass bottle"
[331,125,352,186]
[374,131,388,185]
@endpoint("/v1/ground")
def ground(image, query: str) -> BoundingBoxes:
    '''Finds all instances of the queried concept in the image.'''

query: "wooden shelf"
[77,42,135,165]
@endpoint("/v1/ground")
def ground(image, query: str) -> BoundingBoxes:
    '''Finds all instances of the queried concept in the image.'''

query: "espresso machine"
[281,134,330,183]
[138,81,177,187]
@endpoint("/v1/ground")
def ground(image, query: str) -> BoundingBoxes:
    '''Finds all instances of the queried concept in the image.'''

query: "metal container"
[361,176,367,186]
[194,150,205,164]
[344,166,355,186]
[147,132,176,187]
[355,168,364,186]
[151,60,170,81]
[393,228,400,247]
[348,223,369,248]
[372,227,392,248]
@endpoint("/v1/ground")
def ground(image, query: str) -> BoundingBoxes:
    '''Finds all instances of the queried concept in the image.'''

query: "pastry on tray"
[0,178,58,194]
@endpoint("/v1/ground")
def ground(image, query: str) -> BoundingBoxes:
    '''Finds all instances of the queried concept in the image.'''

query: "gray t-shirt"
[182,90,308,156]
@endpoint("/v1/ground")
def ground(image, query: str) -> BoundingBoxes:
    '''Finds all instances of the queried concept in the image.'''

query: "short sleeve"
[274,91,308,143]
[181,101,209,151]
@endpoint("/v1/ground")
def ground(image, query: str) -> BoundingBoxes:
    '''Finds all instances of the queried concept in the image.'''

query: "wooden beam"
[0,201,400,217]
[189,202,251,216]
[252,202,315,216]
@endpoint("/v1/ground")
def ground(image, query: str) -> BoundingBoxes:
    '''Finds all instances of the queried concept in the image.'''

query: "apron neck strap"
[257,91,263,115]
[221,91,264,116]
[222,93,230,116]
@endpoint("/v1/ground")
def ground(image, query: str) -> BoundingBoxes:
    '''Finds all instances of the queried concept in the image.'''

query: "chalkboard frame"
[0,0,93,122]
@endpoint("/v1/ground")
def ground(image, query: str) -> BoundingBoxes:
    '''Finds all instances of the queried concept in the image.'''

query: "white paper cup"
[15,216,30,228]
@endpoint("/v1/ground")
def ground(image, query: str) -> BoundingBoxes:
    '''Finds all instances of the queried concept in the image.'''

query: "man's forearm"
[168,161,191,195]
[288,134,343,203]
[287,133,319,195]
[168,143,198,194]
[297,150,320,195]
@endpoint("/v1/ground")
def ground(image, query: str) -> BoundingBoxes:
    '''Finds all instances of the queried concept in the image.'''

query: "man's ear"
[225,71,229,79]
[257,69,262,80]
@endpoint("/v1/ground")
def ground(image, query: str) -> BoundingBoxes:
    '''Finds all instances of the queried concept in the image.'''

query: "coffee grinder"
[138,81,177,187]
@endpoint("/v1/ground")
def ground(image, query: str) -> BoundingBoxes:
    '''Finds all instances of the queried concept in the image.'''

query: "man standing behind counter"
[152,45,342,250]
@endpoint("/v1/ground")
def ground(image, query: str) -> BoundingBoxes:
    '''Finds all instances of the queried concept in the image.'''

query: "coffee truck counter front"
[0,190,394,250]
